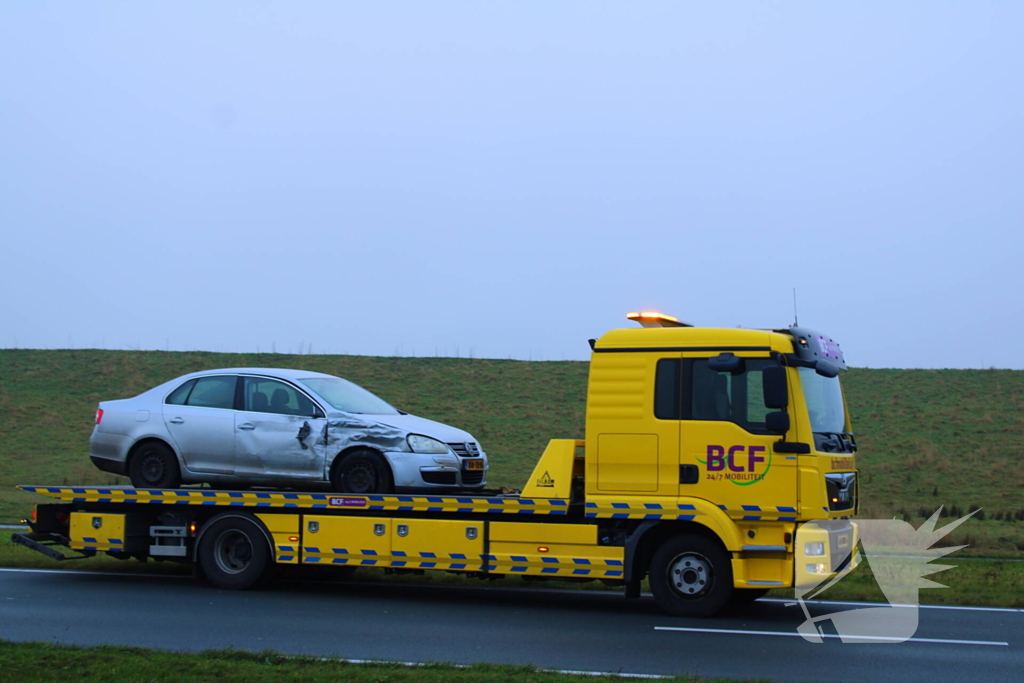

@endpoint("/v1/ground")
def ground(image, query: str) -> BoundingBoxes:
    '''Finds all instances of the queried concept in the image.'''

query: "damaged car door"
[234,376,328,483]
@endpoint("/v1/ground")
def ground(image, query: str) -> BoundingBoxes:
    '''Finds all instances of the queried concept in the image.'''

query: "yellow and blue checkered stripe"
[20,487,570,516]
[584,501,701,520]
[485,554,624,577]
[75,537,123,552]
[716,505,798,521]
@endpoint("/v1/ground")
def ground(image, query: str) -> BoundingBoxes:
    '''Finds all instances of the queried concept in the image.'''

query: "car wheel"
[198,515,277,590]
[128,442,182,489]
[649,534,733,617]
[331,449,394,494]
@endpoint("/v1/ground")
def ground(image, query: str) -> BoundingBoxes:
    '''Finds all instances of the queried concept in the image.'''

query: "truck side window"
[684,358,773,433]
[654,359,682,420]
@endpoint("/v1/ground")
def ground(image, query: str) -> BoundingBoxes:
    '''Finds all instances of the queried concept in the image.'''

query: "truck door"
[678,356,797,511]
[234,376,327,482]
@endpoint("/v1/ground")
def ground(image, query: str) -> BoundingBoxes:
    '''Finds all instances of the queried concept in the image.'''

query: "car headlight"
[804,542,825,556]
[407,435,449,454]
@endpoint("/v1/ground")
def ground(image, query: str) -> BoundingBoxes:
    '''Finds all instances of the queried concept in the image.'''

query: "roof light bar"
[626,311,693,328]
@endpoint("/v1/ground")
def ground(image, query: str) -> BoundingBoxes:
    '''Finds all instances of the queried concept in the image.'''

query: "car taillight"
[95,408,104,425]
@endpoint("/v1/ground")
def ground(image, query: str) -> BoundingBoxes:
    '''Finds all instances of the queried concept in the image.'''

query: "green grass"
[0,641,764,683]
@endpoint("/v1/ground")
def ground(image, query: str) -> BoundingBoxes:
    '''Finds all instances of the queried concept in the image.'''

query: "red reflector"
[31,508,37,522]
[95,408,104,425]
[57,513,68,522]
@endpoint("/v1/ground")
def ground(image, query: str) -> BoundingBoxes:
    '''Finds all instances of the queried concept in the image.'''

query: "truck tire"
[649,534,733,617]
[198,515,277,590]
[331,449,394,494]
[128,442,182,489]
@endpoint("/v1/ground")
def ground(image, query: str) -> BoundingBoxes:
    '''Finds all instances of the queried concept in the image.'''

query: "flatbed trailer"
[14,314,861,617]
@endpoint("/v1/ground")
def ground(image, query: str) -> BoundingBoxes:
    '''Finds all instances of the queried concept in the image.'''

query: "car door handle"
[169,417,184,424]
[238,423,255,430]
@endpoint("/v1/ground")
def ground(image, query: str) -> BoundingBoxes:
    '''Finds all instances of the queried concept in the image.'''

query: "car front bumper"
[383,451,487,490]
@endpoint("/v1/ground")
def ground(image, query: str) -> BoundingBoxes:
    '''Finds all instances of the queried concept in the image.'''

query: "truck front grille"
[825,473,857,511]
[447,442,480,457]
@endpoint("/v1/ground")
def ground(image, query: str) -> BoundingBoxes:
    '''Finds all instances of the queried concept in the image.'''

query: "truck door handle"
[238,423,255,430]
[169,417,184,424]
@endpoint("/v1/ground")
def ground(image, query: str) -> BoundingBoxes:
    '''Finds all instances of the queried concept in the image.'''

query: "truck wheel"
[649,534,733,617]
[129,442,182,489]
[198,515,276,590]
[331,449,394,494]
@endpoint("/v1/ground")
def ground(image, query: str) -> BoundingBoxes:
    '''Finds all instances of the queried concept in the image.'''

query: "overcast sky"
[2,2,1021,369]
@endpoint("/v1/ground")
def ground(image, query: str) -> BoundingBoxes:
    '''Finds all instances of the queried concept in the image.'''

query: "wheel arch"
[126,437,183,471]
[625,520,732,585]
[193,511,274,565]
[327,444,391,480]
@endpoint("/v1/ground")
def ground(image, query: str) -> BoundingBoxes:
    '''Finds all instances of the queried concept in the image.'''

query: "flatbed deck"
[17,485,572,516]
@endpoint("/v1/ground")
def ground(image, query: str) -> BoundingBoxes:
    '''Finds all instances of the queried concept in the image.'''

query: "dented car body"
[89,368,488,493]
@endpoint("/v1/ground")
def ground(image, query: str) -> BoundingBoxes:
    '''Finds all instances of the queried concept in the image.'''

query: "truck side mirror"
[708,352,745,375]
[766,411,790,434]
[815,360,839,378]
[763,365,788,409]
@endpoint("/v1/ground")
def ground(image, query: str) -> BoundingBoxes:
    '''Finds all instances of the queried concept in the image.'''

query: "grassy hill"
[1,350,1022,551]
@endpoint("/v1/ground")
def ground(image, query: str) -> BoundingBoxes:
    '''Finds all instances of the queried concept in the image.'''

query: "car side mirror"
[708,352,745,375]
[766,411,790,434]
[763,365,788,409]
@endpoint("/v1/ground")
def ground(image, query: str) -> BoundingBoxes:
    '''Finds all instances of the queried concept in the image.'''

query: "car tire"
[331,449,394,494]
[198,515,277,590]
[649,534,733,617]
[128,442,182,489]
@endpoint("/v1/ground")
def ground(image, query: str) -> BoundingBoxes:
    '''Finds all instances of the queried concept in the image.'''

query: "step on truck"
[13,312,859,617]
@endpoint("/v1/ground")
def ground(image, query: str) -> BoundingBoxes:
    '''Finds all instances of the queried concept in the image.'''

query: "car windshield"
[297,377,398,415]
[797,367,848,434]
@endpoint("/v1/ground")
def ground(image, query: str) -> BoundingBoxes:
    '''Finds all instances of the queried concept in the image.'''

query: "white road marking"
[654,626,1009,647]
[0,567,188,579]
[310,657,670,679]
[765,597,1024,614]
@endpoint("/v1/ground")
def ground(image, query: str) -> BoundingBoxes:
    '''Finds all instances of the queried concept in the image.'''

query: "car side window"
[165,379,197,405]
[185,376,237,409]
[244,377,316,416]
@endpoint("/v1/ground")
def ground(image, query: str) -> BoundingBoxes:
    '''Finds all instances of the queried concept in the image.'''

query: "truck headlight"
[804,542,825,557]
[806,563,829,574]
[407,435,449,454]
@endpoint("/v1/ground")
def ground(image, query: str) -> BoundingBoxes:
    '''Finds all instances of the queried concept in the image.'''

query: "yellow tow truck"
[13,312,858,617]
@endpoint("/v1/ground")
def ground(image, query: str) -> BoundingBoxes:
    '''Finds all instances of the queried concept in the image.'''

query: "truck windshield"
[797,367,848,435]
[298,377,399,415]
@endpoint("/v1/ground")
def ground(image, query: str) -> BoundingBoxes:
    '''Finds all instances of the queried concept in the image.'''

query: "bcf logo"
[706,445,766,472]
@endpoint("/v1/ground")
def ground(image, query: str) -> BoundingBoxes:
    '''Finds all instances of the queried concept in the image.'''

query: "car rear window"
[165,379,197,405]
[185,376,237,409]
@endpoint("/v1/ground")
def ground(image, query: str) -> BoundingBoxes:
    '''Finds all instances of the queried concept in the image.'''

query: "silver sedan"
[89,368,488,493]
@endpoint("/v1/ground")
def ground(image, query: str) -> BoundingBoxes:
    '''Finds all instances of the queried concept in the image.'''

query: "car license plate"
[464,459,484,471]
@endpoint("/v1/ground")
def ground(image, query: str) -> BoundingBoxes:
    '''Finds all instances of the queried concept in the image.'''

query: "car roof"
[180,368,339,382]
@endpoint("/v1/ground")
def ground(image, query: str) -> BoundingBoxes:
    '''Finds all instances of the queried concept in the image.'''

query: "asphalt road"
[1,568,1020,682]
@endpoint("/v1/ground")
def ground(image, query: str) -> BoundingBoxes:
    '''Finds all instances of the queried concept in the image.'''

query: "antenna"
[792,288,799,328]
